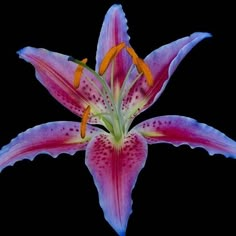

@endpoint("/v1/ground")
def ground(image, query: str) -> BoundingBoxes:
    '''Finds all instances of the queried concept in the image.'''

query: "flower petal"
[134,115,236,158]
[122,32,212,118]
[85,132,147,235]
[18,47,107,124]
[0,121,103,172]
[95,4,132,88]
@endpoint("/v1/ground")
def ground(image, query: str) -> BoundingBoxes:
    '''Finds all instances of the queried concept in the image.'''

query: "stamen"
[74,58,88,88]
[99,42,125,75]
[115,42,126,54]
[80,105,91,139]
[126,46,142,73]
[136,58,153,86]
[126,46,153,86]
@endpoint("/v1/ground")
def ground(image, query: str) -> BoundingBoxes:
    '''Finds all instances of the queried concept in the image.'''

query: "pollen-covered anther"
[99,42,125,75]
[126,46,153,86]
[74,58,88,88]
[80,105,91,139]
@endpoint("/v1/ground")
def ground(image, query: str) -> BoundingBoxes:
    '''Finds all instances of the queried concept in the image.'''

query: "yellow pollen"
[74,58,88,88]
[126,46,153,86]
[99,42,125,75]
[80,105,91,139]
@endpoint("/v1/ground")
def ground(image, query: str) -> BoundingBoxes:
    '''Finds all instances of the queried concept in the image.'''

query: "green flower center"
[69,43,153,142]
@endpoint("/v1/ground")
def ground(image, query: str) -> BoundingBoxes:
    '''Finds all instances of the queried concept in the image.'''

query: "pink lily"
[1,4,236,236]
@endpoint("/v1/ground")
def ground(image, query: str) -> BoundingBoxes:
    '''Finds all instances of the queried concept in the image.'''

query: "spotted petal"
[122,32,212,118]
[0,121,103,172]
[134,115,236,158]
[18,47,108,124]
[96,4,132,88]
[85,132,147,235]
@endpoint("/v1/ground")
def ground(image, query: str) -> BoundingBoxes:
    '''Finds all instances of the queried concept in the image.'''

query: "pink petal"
[95,4,132,88]
[122,32,212,118]
[134,115,236,158]
[0,121,102,172]
[85,132,147,235]
[18,47,108,124]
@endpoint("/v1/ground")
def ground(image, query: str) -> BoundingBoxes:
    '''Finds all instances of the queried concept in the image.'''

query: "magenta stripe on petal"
[18,47,107,124]
[85,132,147,235]
[95,4,132,88]
[134,115,236,158]
[0,121,103,172]
[122,32,211,118]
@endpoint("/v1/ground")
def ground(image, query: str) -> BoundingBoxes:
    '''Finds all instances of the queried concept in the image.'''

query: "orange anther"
[115,42,126,55]
[136,58,153,86]
[99,42,125,75]
[126,46,153,86]
[80,105,91,139]
[126,46,141,73]
[74,58,88,88]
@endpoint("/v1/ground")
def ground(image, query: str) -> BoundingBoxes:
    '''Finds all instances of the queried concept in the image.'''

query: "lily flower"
[1,4,236,236]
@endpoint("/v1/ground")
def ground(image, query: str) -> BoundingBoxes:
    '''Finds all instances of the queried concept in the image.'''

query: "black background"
[1,1,236,235]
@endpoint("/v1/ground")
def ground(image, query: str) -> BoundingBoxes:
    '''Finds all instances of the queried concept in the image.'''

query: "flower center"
[69,43,153,141]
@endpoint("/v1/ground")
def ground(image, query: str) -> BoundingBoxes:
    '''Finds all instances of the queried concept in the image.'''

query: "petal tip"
[106,3,125,18]
[118,230,126,236]
[16,46,34,59]
[205,32,213,38]
[109,3,123,10]
[191,32,213,39]
[16,47,27,56]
